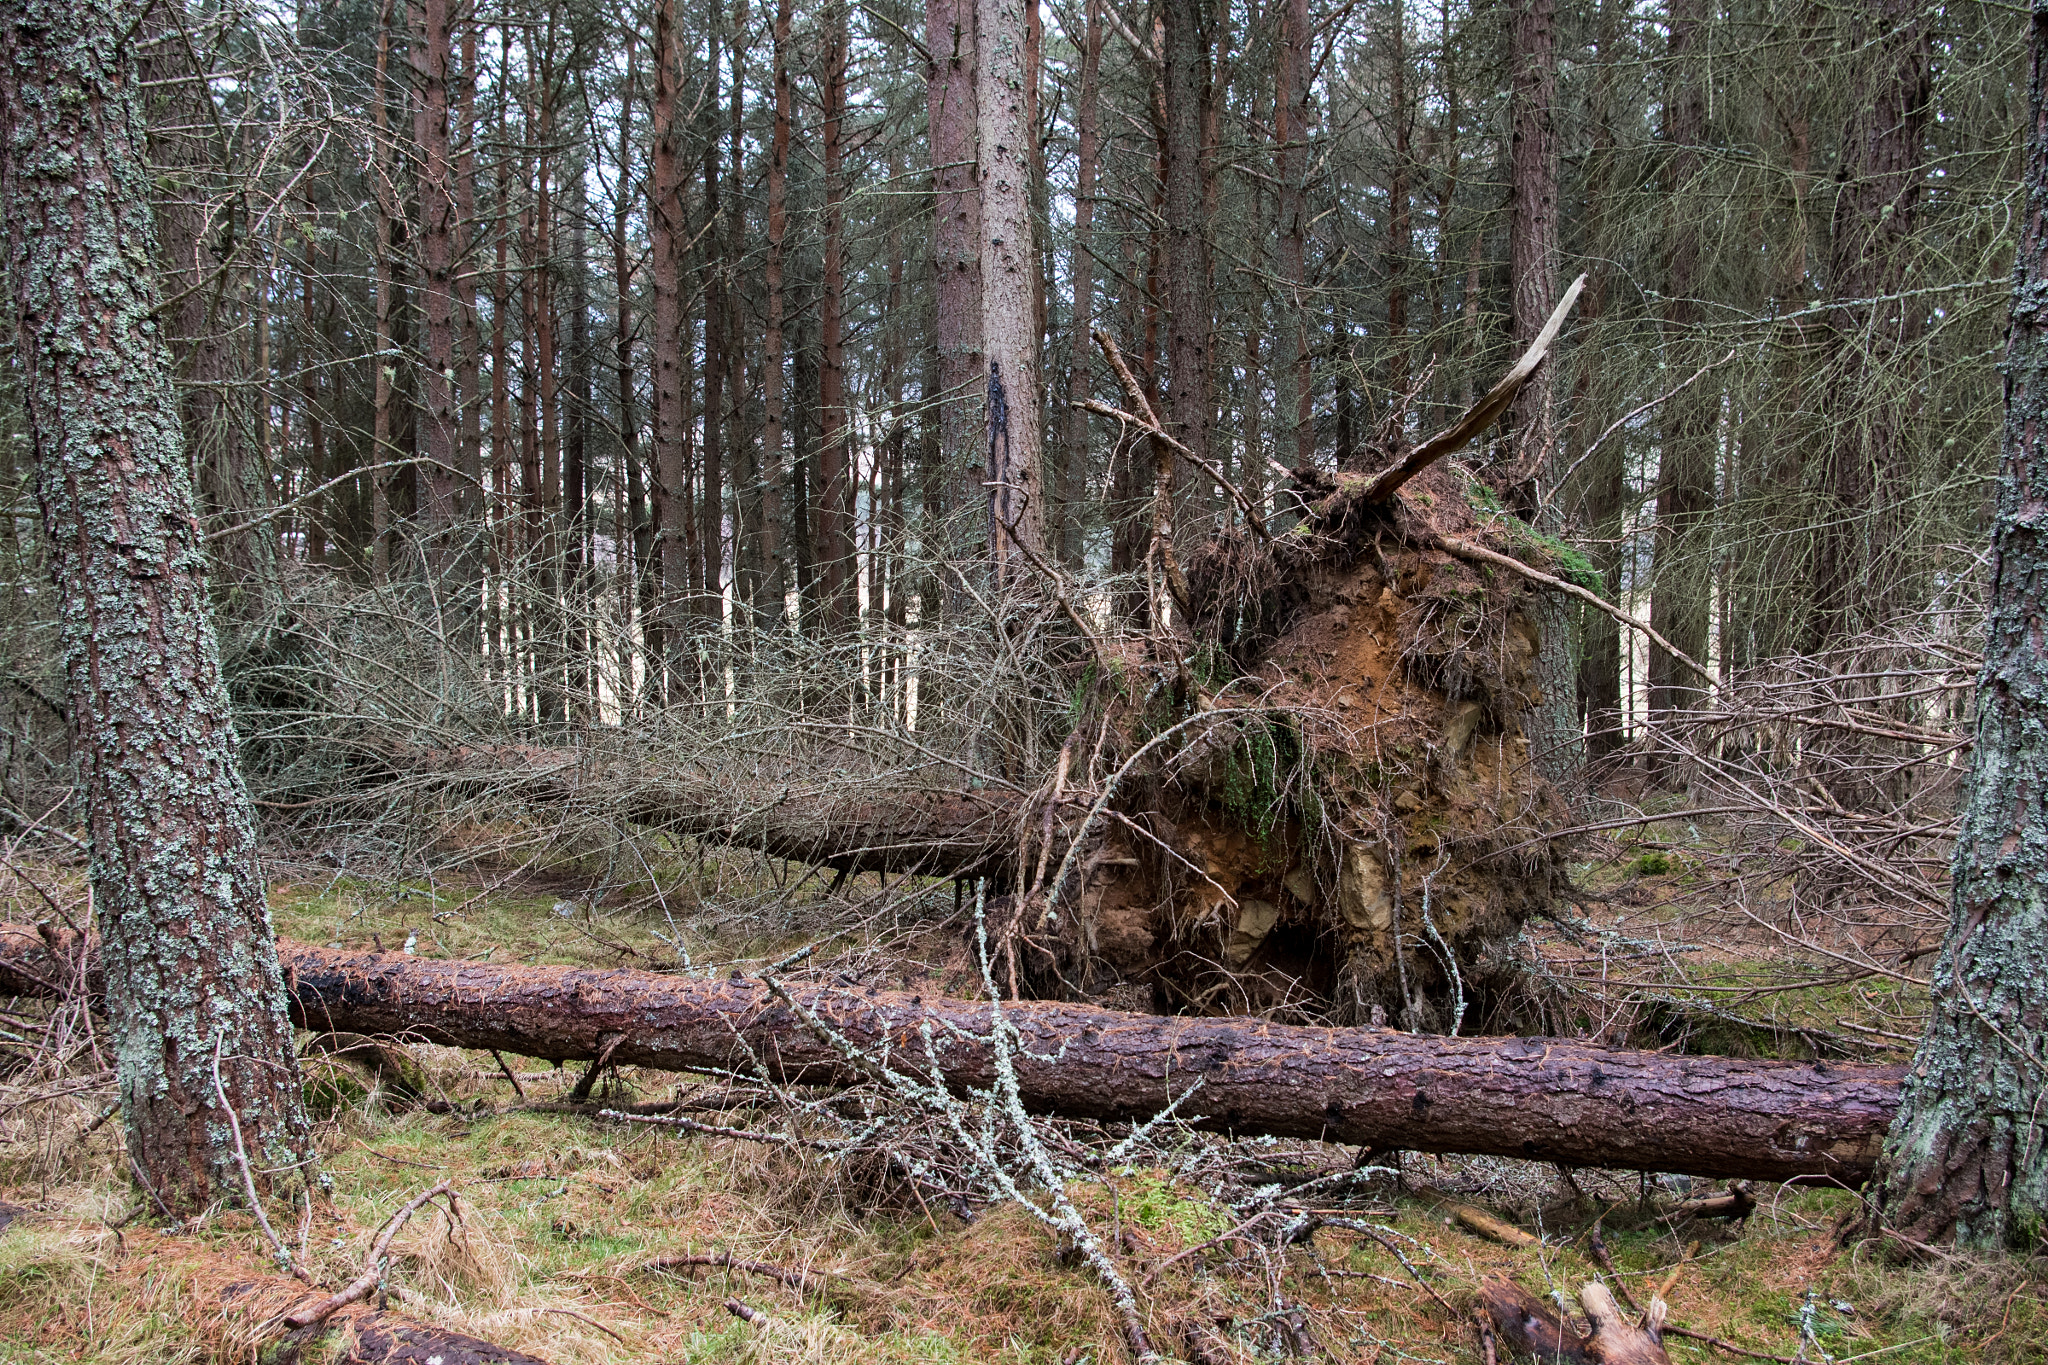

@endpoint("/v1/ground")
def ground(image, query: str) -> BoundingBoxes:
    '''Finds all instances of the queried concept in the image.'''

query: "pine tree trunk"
[649,0,687,692]
[1059,0,1101,569]
[1274,0,1311,472]
[452,22,484,648]
[0,0,316,1214]
[700,0,727,619]
[761,0,792,629]
[927,0,982,568]
[410,0,459,585]
[1507,0,1580,791]
[1808,0,1929,648]
[1161,0,1211,475]
[1648,0,1714,767]
[817,0,856,634]
[1866,0,2048,1250]
[977,0,1044,582]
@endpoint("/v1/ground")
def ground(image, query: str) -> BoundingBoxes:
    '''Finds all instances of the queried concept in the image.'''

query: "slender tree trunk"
[565,176,591,713]
[727,10,760,637]
[1275,0,1310,471]
[0,0,316,1213]
[977,0,1044,582]
[817,0,856,633]
[372,0,397,585]
[649,0,687,693]
[614,39,647,709]
[141,28,276,607]
[1867,0,2048,1249]
[761,0,792,630]
[928,0,982,563]
[300,197,330,568]
[700,1,726,620]
[1648,0,1715,759]
[1160,0,1211,476]
[1507,0,1579,789]
[489,49,514,693]
[410,0,458,588]
[1059,0,1102,570]
[1384,8,1411,407]
[453,22,483,646]
[1807,0,1931,648]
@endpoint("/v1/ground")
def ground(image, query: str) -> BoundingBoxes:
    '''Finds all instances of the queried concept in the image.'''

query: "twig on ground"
[645,1249,835,1297]
[285,1179,454,1329]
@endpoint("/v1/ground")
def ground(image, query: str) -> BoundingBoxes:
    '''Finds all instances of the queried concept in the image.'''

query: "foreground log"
[0,926,1901,1183]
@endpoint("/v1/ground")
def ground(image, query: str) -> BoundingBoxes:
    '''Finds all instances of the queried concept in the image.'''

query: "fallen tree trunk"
[406,746,1028,880]
[1,925,1902,1183]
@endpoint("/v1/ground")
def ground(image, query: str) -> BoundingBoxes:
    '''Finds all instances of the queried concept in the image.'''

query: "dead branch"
[1362,273,1588,502]
[1430,533,1713,685]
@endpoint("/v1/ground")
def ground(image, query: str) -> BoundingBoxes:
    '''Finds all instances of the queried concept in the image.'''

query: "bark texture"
[0,927,1901,1184]
[1506,0,1579,792]
[977,0,1044,579]
[928,0,982,546]
[1648,0,1714,748]
[1866,0,2048,1251]
[0,0,315,1212]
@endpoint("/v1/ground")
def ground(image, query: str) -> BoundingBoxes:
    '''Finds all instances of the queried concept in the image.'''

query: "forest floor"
[0,820,2042,1364]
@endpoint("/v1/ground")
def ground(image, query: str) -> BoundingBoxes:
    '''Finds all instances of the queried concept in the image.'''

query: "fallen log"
[1,925,1901,1183]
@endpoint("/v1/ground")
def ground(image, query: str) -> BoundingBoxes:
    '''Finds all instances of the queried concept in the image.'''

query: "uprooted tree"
[352,284,1600,1030]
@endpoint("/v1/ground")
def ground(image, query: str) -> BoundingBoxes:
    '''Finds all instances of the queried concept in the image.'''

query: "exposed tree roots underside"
[1,925,1901,1183]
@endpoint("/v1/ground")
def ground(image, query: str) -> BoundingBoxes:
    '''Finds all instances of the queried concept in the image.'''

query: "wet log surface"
[1,926,1900,1183]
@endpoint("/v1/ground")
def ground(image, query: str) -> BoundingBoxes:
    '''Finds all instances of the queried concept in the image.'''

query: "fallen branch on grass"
[646,1249,837,1296]
[285,1180,456,1329]
[0,925,1903,1183]
[1479,1277,1670,1365]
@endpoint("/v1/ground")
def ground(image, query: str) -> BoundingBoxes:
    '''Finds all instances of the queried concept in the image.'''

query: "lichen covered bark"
[1867,0,2048,1250]
[0,0,315,1213]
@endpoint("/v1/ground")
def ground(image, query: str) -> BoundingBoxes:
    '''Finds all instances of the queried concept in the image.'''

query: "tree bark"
[977,0,1045,582]
[1807,0,1930,649]
[700,0,727,618]
[1161,0,1211,476]
[1648,0,1714,758]
[928,0,982,564]
[0,929,1903,1185]
[1866,0,2048,1250]
[649,0,688,690]
[760,0,792,629]
[0,0,316,1213]
[410,0,459,583]
[817,0,856,634]
[1507,0,1579,792]
[1058,0,1102,570]
[1274,0,1311,472]
[371,0,398,585]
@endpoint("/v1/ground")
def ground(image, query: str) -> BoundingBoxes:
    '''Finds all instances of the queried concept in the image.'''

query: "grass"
[2,848,2045,1363]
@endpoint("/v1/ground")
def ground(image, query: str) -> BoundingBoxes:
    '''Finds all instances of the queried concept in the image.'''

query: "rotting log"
[0,926,1902,1183]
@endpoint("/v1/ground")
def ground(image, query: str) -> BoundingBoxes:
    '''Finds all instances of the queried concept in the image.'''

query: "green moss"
[1118,1170,1231,1245]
